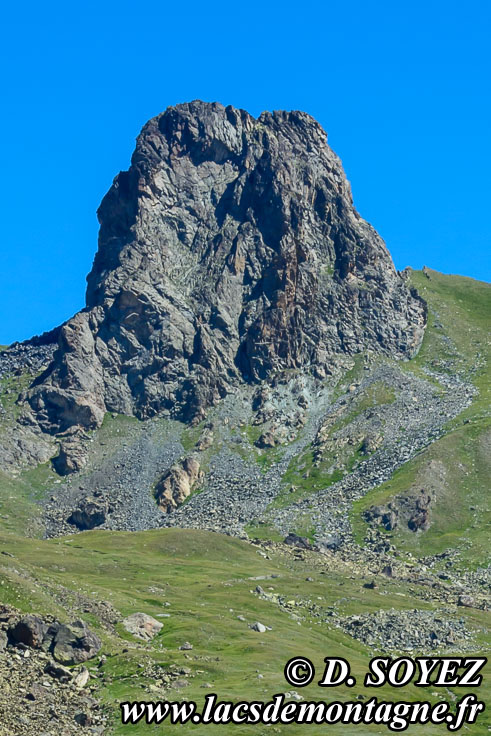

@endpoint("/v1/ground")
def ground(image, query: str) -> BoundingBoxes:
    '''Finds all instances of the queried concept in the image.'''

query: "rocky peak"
[27,100,426,438]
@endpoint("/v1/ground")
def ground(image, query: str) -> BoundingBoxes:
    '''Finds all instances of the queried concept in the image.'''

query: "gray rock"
[10,615,47,648]
[74,712,92,727]
[72,666,90,689]
[122,612,163,641]
[67,497,107,530]
[284,533,311,550]
[25,101,426,462]
[250,622,267,633]
[340,608,473,652]
[316,534,342,552]
[44,661,73,681]
[51,620,102,665]
[457,594,475,608]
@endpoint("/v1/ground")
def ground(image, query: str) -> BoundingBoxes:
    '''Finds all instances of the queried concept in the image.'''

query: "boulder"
[155,456,202,512]
[196,430,214,451]
[408,509,430,531]
[68,497,107,530]
[52,437,88,475]
[10,615,47,648]
[255,430,278,449]
[73,666,90,689]
[51,620,102,665]
[284,533,311,550]
[316,534,343,552]
[364,504,398,531]
[44,661,73,681]
[250,622,267,633]
[457,594,476,608]
[122,612,163,641]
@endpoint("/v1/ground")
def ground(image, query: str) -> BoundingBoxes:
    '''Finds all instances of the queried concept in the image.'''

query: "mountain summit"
[27,101,426,436]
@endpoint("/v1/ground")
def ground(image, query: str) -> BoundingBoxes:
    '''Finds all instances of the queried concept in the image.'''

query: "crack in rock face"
[26,100,426,437]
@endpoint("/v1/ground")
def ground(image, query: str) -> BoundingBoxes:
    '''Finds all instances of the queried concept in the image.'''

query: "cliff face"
[27,101,426,432]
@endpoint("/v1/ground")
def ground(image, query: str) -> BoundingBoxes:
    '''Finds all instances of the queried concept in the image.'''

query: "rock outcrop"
[155,455,202,512]
[26,100,426,449]
[67,496,107,530]
[8,614,101,665]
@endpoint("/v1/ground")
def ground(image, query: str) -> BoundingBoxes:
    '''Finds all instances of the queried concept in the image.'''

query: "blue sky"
[1,0,490,344]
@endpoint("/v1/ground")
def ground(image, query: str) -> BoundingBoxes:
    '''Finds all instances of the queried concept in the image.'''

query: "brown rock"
[67,497,107,530]
[155,456,202,512]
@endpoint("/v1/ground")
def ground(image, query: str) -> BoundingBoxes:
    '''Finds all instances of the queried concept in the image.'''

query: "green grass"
[0,371,38,419]
[0,269,490,733]
[0,462,58,537]
[351,270,491,568]
[268,379,394,511]
[351,417,491,568]
[408,269,490,410]
[181,422,204,452]
[348,380,395,415]
[277,450,335,501]
[332,382,395,435]
[232,423,287,471]
[0,526,488,734]
[244,521,283,542]
[245,424,263,445]
[272,442,364,510]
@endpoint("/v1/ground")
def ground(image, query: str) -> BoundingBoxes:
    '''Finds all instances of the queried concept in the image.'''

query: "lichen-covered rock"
[26,101,426,448]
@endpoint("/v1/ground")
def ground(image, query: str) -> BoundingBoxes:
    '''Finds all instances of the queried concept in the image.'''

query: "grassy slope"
[0,528,489,734]
[272,381,396,510]
[352,270,491,569]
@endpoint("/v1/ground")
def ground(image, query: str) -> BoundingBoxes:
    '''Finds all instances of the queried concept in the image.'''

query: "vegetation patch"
[2,526,485,734]
[350,270,490,568]
[352,418,491,569]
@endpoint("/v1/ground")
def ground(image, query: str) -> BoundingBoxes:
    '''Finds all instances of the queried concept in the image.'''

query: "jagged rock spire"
[28,101,426,432]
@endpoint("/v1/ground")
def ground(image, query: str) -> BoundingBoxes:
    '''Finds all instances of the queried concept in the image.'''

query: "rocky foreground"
[0,605,107,735]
